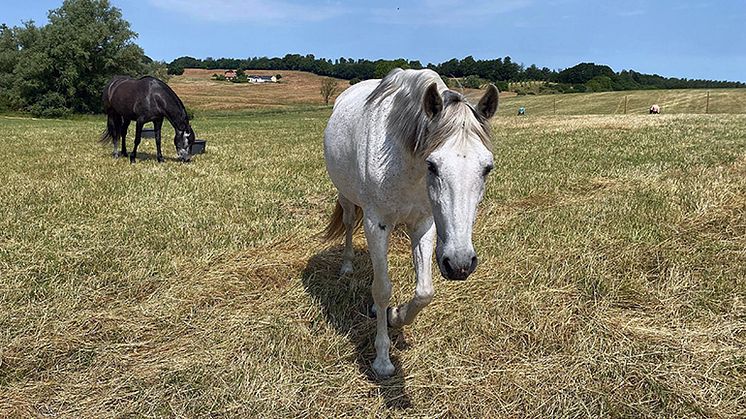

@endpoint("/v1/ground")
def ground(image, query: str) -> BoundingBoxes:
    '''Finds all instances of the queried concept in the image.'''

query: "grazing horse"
[100,76,195,163]
[323,68,498,377]
[650,104,661,114]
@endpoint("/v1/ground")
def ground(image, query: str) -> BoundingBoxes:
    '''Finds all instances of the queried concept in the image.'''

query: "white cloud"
[617,9,645,17]
[148,0,345,23]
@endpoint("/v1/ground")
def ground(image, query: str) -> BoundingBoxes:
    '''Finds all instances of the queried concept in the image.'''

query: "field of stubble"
[1,107,745,417]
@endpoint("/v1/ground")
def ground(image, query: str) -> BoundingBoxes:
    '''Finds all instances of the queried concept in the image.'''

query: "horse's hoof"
[157,157,165,163]
[129,157,136,164]
[372,358,395,378]
[121,152,128,158]
[112,152,120,159]
[339,261,353,276]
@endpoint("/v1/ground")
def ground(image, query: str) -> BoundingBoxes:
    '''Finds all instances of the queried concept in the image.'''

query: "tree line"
[169,55,746,94]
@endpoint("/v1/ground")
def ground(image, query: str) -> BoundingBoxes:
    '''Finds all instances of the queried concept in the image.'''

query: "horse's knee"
[372,283,391,305]
[414,287,434,307]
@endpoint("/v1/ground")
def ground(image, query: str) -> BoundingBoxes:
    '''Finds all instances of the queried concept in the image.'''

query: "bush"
[142,60,171,82]
[167,64,185,75]
[495,81,509,92]
[571,84,587,93]
[28,92,70,118]
[463,75,484,89]
[585,75,613,92]
[349,77,361,85]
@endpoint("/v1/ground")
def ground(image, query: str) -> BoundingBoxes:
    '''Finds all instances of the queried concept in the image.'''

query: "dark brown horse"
[101,76,195,163]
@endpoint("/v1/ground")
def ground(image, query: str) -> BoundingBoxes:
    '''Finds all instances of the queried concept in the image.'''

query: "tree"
[374,59,409,78]
[1,0,147,116]
[143,59,171,82]
[462,75,484,89]
[585,75,613,92]
[320,77,339,105]
[554,63,615,85]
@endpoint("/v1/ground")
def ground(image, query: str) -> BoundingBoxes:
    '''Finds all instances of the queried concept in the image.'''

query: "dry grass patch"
[1,112,745,417]
[170,69,347,111]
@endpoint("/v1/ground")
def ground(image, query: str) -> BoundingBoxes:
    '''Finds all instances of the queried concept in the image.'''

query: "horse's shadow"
[126,152,181,163]
[301,245,413,410]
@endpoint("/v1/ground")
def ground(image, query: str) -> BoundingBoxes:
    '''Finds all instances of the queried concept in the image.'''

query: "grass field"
[172,68,746,118]
[170,69,348,111]
[495,88,746,116]
[1,84,746,416]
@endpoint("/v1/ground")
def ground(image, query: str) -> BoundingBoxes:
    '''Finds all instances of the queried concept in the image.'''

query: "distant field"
[170,69,746,118]
[496,88,746,116]
[170,69,347,111]
[1,110,744,417]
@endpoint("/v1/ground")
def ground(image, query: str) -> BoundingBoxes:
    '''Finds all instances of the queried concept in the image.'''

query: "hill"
[169,69,347,111]
[496,88,746,116]
[168,69,746,117]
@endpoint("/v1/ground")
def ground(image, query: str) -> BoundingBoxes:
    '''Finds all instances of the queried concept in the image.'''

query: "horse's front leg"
[363,212,395,377]
[389,217,436,328]
[153,118,164,163]
[130,121,143,164]
[120,118,130,158]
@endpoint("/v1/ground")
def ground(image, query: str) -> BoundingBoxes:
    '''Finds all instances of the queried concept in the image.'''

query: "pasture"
[495,88,746,116]
[170,69,349,111]
[1,89,745,416]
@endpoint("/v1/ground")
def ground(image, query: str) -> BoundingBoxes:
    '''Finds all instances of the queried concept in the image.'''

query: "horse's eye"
[427,161,438,176]
[482,164,494,177]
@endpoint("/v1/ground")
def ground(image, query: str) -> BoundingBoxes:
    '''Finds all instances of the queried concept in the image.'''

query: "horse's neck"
[164,106,187,130]
[367,106,426,187]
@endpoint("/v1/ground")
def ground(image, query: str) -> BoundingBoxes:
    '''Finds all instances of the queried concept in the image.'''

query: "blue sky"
[4,0,746,81]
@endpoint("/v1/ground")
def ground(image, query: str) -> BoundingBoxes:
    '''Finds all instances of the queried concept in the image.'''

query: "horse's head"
[174,124,195,162]
[421,83,498,281]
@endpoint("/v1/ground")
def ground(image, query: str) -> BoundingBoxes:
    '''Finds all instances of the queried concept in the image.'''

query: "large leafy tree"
[1,0,147,116]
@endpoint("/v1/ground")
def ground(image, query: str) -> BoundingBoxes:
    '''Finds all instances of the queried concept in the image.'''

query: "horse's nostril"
[443,257,453,275]
[470,256,478,273]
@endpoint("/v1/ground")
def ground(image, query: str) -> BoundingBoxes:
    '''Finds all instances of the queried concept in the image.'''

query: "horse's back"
[104,76,176,120]
[324,80,383,205]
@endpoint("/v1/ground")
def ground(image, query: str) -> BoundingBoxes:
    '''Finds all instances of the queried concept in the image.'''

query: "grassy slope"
[495,88,746,116]
[172,68,746,116]
[170,69,348,111]
[1,110,744,417]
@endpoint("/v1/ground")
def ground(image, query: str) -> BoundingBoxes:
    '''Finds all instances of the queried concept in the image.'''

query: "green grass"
[498,88,746,116]
[1,109,745,417]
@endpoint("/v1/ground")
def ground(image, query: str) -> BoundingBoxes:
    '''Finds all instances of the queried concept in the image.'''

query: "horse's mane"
[365,68,492,158]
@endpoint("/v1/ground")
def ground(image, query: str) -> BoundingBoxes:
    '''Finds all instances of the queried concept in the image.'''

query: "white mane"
[366,68,492,158]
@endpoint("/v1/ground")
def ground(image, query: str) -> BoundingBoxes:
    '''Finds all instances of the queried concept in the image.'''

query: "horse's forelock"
[366,69,491,159]
[420,101,492,158]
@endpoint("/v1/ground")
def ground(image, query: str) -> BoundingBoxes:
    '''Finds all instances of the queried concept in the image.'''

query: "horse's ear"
[477,84,499,119]
[423,82,443,119]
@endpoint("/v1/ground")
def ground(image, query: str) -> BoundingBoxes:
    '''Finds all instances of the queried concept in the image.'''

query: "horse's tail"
[323,199,362,241]
[99,115,115,144]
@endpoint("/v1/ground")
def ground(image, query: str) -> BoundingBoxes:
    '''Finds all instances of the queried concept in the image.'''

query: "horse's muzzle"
[440,254,478,281]
[177,149,192,162]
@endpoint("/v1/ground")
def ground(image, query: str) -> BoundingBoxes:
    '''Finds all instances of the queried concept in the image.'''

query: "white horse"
[323,68,498,377]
